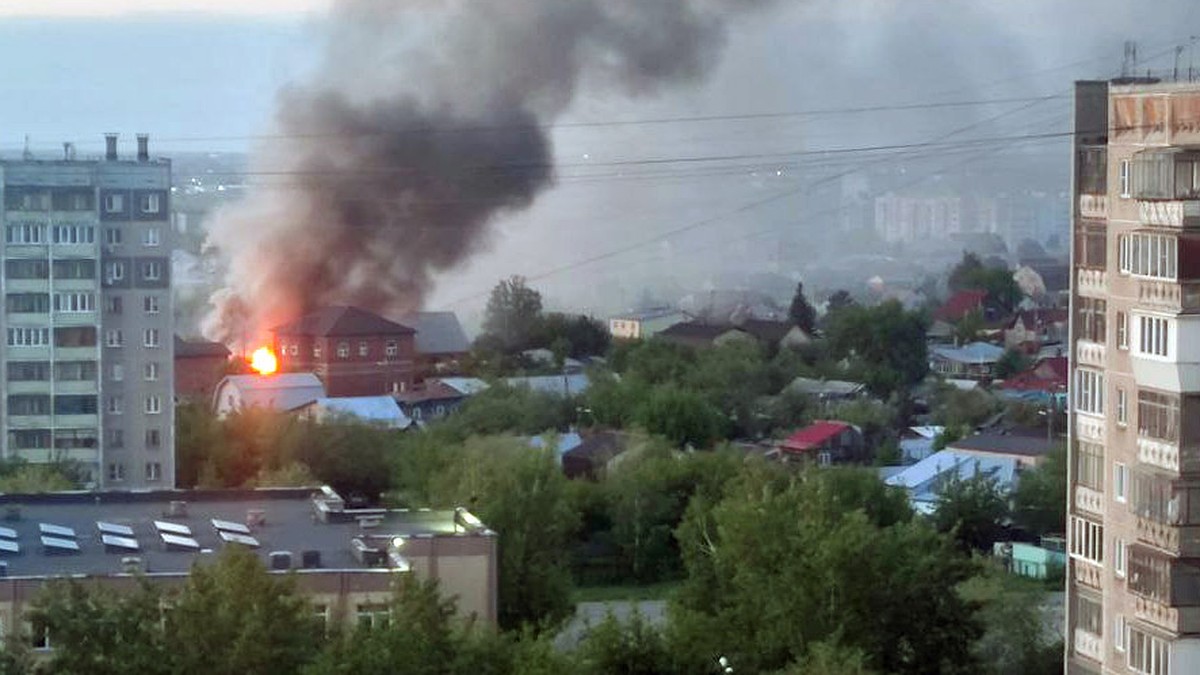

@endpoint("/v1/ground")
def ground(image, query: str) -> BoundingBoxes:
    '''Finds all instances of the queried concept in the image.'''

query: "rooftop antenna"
[1175,45,1186,81]
[1121,40,1138,78]
[21,134,31,160]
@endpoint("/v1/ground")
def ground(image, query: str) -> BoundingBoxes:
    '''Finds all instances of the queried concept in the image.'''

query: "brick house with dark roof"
[272,306,417,397]
[174,335,231,402]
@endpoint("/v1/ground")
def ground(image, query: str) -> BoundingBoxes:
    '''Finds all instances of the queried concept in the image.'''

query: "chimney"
[62,142,75,161]
[137,134,149,162]
[105,133,118,161]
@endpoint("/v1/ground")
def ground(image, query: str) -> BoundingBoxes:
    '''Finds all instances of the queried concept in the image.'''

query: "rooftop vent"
[136,133,149,162]
[105,133,118,161]
[62,142,75,161]
[246,509,266,529]
[301,550,321,569]
[269,551,293,571]
[121,556,145,574]
[351,537,386,567]
[167,501,188,518]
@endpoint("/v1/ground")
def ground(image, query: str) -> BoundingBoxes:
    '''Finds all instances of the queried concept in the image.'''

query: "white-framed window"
[143,328,159,348]
[145,428,161,449]
[1117,311,1129,350]
[108,429,124,448]
[52,292,94,313]
[104,193,124,213]
[143,295,159,314]
[1114,539,1127,578]
[142,261,161,281]
[6,327,50,347]
[1069,516,1104,565]
[1075,441,1104,490]
[313,344,322,358]
[105,261,125,282]
[356,604,390,630]
[1136,315,1171,358]
[1115,463,1128,503]
[337,342,349,358]
[1117,388,1128,426]
[144,362,159,381]
[1074,369,1105,416]
[358,341,369,357]
[106,396,123,415]
[1119,233,1178,279]
[386,340,398,357]
[1128,626,1170,675]
[105,227,122,245]
[144,395,162,415]
[1114,615,1127,653]
[288,344,298,356]
[1120,158,1131,198]
[51,225,94,245]
[145,462,161,481]
[140,194,160,214]
[5,224,46,244]
[105,329,123,348]
[107,462,125,482]
[110,364,124,382]
[142,227,160,246]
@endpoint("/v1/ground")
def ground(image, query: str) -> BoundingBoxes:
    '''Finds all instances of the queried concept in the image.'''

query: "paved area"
[555,600,667,650]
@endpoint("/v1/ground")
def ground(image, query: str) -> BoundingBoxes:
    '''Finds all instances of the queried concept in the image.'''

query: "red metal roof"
[780,420,852,452]
[934,290,987,322]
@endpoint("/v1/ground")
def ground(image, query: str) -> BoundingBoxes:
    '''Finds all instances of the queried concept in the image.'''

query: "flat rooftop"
[0,487,490,579]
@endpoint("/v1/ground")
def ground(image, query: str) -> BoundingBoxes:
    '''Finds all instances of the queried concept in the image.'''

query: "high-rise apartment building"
[0,134,173,489]
[1067,80,1200,674]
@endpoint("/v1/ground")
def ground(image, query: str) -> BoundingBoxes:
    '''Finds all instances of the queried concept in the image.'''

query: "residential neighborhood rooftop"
[400,311,470,356]
[273,306,415,337]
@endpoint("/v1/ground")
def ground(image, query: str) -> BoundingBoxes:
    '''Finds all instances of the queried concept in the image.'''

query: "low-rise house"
[608,308,688,340]
[934,289,988,323]
[995,356,1068,406]
[929,341,1006,379]
[300,396,413,429]
[213,373,327,418]
[736,319,811,351]
[394,380,471,424]
[505,374,590,397]
[522,348,585,373]
[437,377,490,397]
[174,335,231,402]
[926,319,957,344]
[273,306,417,397]
[400,311,471,377]
[776,421,865,465]
[1003,309,1068,352]
[561,431,627,479]
[655,321,753,350]
[786,377,866,401]
[993,539,1067,580]
[945,432,1057,469]
[884,449,1019,515]
[899,425,945,464]
[0,486,498,632]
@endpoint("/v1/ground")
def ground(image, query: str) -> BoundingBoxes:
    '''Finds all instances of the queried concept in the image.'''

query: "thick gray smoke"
[202,0,775,344]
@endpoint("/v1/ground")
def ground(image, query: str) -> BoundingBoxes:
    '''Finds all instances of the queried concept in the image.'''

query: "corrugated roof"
[310,396,412,429]
[788,377,865,397]
[931,342,1005,364]
[436,377,490,396]
[393,381,467,405]
[780,421,853,452]
[947,433,1057,458]
[884,449,1019,514]
[273,306,415,338]
[399,311,470,356]
[505,374,590,397]
[215,373,326,412]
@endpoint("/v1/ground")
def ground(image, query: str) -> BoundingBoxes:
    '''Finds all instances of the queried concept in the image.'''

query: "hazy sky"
[0,0,327,17]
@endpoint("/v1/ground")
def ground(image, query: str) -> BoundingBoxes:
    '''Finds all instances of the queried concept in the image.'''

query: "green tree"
[960,570,1064,675]
[824,300,928,397]
[948,253,1023,315]
[788,282,817,335]
[481,275,544,352]
[1012,444,1067,536]
[932,385,1001,431]
[955,308,985,344]
[427,439,578,629]
[671,466,980,674]
[636,387,726,448]
[994,348,1030,380]
[825,289,856,316]
[575,612,675,675]
[932,473,1011,552]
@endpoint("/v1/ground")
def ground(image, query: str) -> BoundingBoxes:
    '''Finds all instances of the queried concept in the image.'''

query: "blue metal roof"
[930,342,1005,364]
[884,449,1019,515]
[311,396,412,429]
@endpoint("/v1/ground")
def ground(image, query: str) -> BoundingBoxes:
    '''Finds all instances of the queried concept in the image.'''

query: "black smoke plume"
[203,0,776,344]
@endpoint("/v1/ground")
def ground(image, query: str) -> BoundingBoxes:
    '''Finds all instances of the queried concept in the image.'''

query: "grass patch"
[572,580,682,604]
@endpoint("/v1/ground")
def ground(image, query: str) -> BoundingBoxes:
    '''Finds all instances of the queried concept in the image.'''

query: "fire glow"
[249,347,278,376]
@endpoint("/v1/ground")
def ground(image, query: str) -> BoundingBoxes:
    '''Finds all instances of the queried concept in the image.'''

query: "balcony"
[1076,340,1106,368]
[1136,516,1200,557]
[1138,435,1180,473]
[1072,628,1102,662]
[1074,485,1104,516]
[1131,595,1200,635]
[1139,200,1200,228]
[1076,268,1107,297]
[1079,194,1108,219]
[1076,414,1106,445]
[1137,279,1200,314]
[1073,560,1102,589]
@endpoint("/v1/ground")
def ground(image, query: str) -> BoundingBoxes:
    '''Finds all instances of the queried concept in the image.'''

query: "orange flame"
[249,347,278,376]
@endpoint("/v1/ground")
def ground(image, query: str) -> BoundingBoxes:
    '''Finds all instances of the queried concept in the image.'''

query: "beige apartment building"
[1067,79,1200,674]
